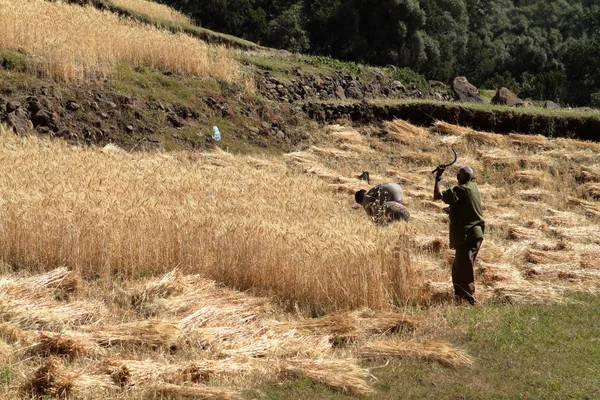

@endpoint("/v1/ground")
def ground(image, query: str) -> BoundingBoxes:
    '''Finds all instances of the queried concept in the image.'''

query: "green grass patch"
[363,98,600,120]
[0,49,29,72]
[258,294,600,399]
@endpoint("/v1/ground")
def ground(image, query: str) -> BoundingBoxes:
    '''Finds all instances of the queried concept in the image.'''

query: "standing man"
[355,182,410,225]
[433,165,485,305]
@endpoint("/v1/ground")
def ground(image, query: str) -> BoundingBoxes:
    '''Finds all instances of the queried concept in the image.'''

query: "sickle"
[432,148,457,173]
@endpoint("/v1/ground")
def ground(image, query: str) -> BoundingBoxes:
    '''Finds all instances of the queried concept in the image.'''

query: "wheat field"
[110,0,192,24]
[1,120,600,397]
[0,0,240,82]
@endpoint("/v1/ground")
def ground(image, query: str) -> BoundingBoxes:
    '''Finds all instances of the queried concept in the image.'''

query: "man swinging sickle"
[433,153,485,305]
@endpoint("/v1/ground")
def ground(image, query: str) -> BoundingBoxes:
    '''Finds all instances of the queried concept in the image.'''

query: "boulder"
[334,85,346,100]
[452,77,485,103]
[491,87,522,106]
[544,100,561,110]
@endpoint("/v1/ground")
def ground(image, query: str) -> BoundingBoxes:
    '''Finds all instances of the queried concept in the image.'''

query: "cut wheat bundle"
[0,267,81,300]
[30,331,105,360]
[104,358,164,386]
[384,119,429,145]
[508,133,553,149]
[222,329,333,358]
[432,121,470,136]
[575,166,600,183]
[358,339,473,368]
[105,358,257,388]
[339,142,374,154]
[274,309,419,340]
[0,298,105,330]
[432,122,505,146]
[517,189,549,201]
[328,126,364,143]
[87,320,181,348]
[567,196,600,218]
[476,262,522,286]
[151,382,243,400]
[0,322,36,345]
[479,149,517,167]
[420,282,454,304]
[132,269,190,307]
[281,358,374,395]
[24,357,115,398]
[514,170,547,185]
[177,300,267,333]
[584,183,600,200]
[507,226,540,241]
[491,284,565,304]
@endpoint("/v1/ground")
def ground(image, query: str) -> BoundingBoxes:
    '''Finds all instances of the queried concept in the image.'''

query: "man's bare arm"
[433,166,445,200]
[433,177,442,200]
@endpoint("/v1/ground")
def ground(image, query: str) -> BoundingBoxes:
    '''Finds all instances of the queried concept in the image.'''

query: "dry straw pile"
[111,0,192,24]
[0,0,240,82]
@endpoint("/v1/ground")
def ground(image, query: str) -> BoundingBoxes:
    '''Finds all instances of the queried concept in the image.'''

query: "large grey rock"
[491,87,522,106]
[452,76,485,103]
[545,100,561,109]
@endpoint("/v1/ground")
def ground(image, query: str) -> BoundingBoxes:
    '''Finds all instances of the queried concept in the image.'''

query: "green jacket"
[442,181,485,249]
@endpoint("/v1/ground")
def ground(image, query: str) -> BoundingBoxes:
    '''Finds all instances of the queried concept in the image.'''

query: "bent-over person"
[433,166,485,305]
[355,182,410,225]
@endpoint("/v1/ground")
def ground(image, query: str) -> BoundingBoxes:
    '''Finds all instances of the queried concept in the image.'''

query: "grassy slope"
[263,294,600,399]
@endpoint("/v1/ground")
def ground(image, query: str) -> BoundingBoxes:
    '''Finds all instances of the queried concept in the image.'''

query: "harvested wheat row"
[328,126,364,143]
[25,357,116,398]
[281,358,374,395]
[508,133,553,149]
[491,284,566,304]
[385,119,429,145]
[358,339,473,367]
[0,298,106,330]
[30,331,105,360]
[0,267,81,300]
[87,320,181,348]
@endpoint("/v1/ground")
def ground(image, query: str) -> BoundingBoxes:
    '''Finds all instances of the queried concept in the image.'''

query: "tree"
[264,4,310,52]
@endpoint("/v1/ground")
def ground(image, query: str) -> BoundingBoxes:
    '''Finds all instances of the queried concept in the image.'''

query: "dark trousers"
[452,239,482,305]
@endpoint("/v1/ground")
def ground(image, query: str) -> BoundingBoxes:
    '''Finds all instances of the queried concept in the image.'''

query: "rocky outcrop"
[452,77,485,104]
[255,69,451,104]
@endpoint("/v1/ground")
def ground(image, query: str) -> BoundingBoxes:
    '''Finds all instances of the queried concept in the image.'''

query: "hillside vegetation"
[163,0,600,106]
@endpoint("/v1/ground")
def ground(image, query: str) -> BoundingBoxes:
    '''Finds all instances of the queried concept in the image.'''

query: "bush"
[385,66,430,92]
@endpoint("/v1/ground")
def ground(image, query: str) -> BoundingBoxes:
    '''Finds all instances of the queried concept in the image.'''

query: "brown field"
[110,0,192,24]
[0,0,240,83]
[1,118,600,397]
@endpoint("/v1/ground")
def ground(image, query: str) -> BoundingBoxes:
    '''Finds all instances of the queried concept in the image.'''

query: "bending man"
[355,182,410,225]
[433,166,485,305]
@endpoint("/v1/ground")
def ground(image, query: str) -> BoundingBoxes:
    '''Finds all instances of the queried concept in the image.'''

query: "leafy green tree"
[264,4,310,52]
